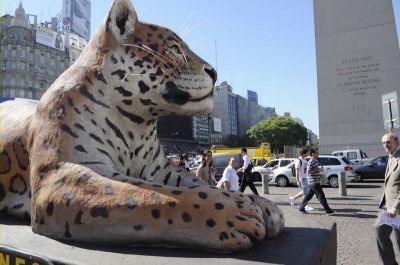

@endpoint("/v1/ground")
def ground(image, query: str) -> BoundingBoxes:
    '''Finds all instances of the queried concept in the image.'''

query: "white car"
[252,165,272,182]
[270,155,357,188]
[261,158,297,170]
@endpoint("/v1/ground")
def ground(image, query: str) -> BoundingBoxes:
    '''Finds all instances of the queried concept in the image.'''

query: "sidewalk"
[247,180,399,265]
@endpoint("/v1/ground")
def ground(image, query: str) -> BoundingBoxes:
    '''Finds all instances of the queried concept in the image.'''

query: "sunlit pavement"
[247,180,399,265]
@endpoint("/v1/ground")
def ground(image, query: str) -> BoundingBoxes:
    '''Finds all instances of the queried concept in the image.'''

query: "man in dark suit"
[376,132,400,265]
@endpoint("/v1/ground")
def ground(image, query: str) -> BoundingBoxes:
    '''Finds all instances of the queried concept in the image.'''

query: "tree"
[247,116,308,153]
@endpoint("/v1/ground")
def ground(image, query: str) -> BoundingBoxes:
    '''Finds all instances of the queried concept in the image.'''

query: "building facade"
[213,81,276,144]
[213,81,239,141]
[69,32,88,65]
[237,95,276,137]
[157,115,196,154]
[0,4,69,100]
[314,0,400,157]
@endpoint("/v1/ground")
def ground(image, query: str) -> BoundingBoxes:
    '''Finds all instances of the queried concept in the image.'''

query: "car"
[316,155,357,188]
[269,155,357,188]
[265,158,296,170]
[332,149,373,165]
[209,153,243,180]
[353,155,388,180]
[252,164,272,182]
[252,157,269,167]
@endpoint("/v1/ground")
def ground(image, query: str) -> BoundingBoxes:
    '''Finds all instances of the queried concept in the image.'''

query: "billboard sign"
[36,26,65,51]
[62,0,72,32]
[71,0,91,41]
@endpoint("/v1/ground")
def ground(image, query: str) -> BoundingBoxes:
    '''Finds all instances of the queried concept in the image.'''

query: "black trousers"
[375,223,400,265]
[240,173,259,196]
[299,183,331,212]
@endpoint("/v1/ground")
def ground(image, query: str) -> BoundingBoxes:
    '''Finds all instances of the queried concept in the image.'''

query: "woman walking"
[196,150,217,185]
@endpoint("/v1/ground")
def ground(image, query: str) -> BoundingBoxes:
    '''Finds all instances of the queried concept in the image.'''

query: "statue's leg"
[32,162,283,252]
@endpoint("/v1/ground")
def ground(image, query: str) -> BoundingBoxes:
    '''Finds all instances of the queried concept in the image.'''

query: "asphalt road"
[248,180,400,265]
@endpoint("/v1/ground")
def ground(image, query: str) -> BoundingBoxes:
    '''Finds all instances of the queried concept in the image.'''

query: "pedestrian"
[298,148,334,215]
[289,148,314,211]
[179,154,190,171]
[216,157,240,191]
[239,147,259,195]
[375,132,400,265]
[196,150,217,185]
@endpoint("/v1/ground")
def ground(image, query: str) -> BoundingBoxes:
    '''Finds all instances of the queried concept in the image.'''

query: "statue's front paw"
[246,194,285,238]
[179,189,266,252]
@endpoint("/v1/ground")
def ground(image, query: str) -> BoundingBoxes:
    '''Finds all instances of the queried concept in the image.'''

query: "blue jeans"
[301,178,309,195]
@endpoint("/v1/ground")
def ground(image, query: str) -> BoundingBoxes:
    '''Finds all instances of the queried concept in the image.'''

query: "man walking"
[289,148,313,211]
[298,148,334,215]
[376,132,400,265]
[239,147,259,195]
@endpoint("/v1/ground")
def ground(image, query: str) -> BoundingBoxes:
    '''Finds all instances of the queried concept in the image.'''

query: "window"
[280,160,292,167]
[2,88,9,97]
[2,60,6,70]
[20,61,26,70]
[319,157,341,166]
[328,158,341,165]
[267,160,279,168]
[9,88,15,97]
[347,152,357,160]
[341,157,352,165]
[372,157,387,167]
[318,157,330,166]
[27,90,33,99]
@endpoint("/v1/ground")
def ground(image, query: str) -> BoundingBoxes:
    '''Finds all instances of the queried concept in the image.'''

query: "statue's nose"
[204,65,217,85]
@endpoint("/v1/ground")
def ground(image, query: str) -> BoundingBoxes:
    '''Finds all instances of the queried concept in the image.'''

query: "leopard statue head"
[56,0,217,122]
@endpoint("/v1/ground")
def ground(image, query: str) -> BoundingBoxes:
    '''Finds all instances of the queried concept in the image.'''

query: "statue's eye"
[169,44,182,55]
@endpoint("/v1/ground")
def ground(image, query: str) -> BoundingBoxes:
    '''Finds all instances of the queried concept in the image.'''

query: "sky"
[2,0,400,136]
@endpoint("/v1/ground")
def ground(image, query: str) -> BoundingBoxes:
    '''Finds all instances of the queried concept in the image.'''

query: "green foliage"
[247,116,308,153]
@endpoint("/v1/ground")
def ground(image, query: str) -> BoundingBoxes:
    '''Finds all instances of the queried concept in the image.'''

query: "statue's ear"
[104,0,138,43]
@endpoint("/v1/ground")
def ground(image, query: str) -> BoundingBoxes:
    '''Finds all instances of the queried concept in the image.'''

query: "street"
[249,180,400,265]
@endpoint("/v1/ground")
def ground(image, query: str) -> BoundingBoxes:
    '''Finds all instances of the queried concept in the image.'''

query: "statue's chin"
[178,96,214,116]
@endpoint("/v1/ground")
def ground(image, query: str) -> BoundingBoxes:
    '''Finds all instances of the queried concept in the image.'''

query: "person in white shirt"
[289,148,314,211]
[216,157,240,191]
[239,147,259,195]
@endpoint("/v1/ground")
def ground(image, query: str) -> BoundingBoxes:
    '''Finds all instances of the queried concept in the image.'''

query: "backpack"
[291,157,302,176]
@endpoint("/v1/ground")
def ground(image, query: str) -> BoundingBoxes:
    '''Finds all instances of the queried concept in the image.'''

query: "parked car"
[252,157,269,167]
[265,158,296,170]
[269,155,357,188]
[252,164,272,182]
[209,153,243,180]
[353,155,388,180]
[332,149,373,165]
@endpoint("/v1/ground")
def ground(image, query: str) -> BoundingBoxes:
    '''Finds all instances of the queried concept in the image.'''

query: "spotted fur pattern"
[0,0,284,252]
